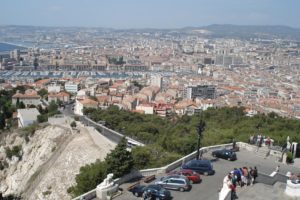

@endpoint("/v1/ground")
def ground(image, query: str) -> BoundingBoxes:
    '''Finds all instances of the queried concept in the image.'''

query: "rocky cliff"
[0,122,116,200]
[0,125,71,197]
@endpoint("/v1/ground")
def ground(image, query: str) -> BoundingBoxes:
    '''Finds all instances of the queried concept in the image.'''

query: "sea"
[0,42,26,52]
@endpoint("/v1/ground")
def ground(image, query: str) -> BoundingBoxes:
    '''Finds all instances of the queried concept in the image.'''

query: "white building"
[65,82,79,93]
[74,99,98,116]
[17,108,40,128]
[136,104,154,114]
[48,84,61,93]
[150,75,163,89]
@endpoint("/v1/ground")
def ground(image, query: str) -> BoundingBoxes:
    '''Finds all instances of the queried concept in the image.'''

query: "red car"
[168,169,201,184]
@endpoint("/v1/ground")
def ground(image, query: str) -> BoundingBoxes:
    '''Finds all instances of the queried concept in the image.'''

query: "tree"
[68,160,107,197]
[13,85,27,94]
[105,137,134,178]
[38,89,48,98]
[70,121,76,128]
[0,113,6,129]
[37,114,48,123]
[18,101,26,109]
[132,146,151,169]
[16,98,20,108]
[48,101,58,114]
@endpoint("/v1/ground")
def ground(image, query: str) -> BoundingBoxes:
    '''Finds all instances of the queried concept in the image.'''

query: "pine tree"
[105,137,134,178]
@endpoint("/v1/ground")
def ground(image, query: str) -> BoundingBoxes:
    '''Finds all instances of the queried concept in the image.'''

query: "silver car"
[155,175,192,192]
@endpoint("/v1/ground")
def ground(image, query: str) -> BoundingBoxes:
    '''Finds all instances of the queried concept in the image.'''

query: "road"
[60,102,75,117]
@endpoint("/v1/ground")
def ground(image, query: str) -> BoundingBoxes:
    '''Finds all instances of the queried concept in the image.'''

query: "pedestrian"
[242,167,250,186]
[249,167,254,185]
[233,168,242,187]
[275,165,280,172]
[228,177,238,200]
[240,167,246,187]
[253,166,258,184]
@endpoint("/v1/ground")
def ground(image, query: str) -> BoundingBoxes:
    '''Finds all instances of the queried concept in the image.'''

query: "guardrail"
[72,189,96,200]
[80,116,144,147]
[73,142,234,200]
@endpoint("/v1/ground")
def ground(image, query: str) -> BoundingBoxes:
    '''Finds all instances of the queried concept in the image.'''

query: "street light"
[196,119,206,160]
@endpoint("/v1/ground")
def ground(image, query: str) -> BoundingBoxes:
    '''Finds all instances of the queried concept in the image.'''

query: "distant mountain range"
[1,24,300,40]
[184,24,300,40]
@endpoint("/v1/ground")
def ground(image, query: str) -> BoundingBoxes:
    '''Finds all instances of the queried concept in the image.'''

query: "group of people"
[224,166,258,200]
[288,172,300,184]
[249,134,271,147]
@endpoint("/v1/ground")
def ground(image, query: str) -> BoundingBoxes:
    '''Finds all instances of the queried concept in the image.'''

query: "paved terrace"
[113,149,300,200]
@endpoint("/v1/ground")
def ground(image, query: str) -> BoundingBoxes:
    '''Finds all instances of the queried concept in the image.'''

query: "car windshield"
[159,188,167,193]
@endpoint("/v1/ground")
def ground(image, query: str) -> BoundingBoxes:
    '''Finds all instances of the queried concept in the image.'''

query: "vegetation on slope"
[68,137,134,197]
[84,106,300,161]
[71,106,300,196]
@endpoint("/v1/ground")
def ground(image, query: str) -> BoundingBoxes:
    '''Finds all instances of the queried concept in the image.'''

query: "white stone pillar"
[292,142,298,160]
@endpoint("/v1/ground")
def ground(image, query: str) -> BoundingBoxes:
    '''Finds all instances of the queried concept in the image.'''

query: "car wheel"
[190,180,194,184]
[134,192,139,197]
[179,187,185,192]
[204,172,208,176]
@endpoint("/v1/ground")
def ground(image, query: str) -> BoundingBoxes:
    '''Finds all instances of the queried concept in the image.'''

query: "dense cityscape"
[0,25,300,119]
[0,1,300,200]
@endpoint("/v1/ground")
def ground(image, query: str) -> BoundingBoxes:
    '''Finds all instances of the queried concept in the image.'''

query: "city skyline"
[0,0,300,29]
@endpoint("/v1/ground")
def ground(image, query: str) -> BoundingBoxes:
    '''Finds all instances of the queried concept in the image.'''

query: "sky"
[0,0,299,29]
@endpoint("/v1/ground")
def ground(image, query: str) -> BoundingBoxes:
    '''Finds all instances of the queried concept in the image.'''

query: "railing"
[80,116,144,146]
[72,142,234,200]
[72,189,96,200]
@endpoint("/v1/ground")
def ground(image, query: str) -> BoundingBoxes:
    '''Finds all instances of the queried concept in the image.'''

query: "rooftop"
[17,108,40,121]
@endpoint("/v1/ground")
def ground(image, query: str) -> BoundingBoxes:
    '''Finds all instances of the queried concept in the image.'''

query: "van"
[181,159,215,175]
[155,175,191,192]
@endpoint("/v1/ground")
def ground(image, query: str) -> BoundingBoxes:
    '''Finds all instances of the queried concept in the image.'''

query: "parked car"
[168,169,201,184]
[129,184,171,199]
[212,149,237,161]
[155,175,192,192]
[181,159,215,176]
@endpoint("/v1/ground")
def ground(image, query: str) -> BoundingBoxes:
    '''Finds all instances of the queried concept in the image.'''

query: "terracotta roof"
[35,79,51,85]
[12,90,40,99]
[79,99,98,106]
[48,92,70,98]
[97,96,109,102]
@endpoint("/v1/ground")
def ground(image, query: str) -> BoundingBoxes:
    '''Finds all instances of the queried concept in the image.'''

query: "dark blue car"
[129,184,171,199]
[181,159,215,176]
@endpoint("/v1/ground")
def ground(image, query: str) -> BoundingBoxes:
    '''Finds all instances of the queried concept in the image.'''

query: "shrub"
[286,151,294,163]
[70,121,76,128]
[5,145,22,160]
[68,160,107,197]
[37,114,48,123]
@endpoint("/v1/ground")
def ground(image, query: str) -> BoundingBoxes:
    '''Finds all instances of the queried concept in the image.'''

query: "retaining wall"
[80,116,144,146]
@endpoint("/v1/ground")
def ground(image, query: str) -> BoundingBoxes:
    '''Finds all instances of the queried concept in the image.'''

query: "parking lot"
[115,149,300,200]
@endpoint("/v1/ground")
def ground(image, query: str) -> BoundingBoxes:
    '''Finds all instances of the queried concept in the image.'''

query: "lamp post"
[196,119,205,160]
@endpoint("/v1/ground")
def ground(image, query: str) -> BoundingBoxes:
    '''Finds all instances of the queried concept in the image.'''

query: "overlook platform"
[112,148,299,200]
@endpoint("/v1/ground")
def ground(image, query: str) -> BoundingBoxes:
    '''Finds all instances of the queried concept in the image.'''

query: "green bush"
[37,114,48,123]
[105,137,134,178]
[68,160,107,197]
[286,151,294,163]
[70,121,76,128]
[5,145,22,160]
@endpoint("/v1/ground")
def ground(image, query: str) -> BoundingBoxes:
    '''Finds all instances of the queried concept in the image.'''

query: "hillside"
[0,122,115,200]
